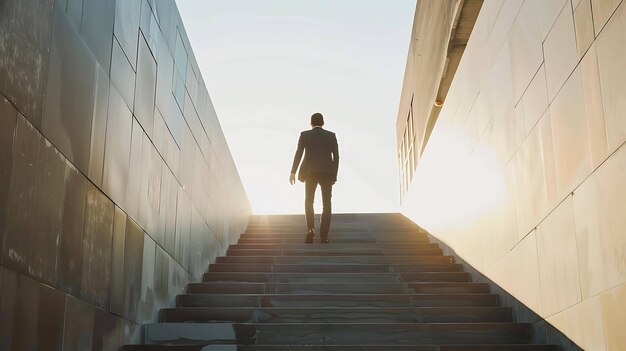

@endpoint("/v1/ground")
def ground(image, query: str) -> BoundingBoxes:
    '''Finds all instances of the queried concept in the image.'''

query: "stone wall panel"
[0,1,250,348]
[401,1,626,349]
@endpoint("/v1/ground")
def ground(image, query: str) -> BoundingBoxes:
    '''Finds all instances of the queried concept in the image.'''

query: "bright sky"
[176,0,416,214]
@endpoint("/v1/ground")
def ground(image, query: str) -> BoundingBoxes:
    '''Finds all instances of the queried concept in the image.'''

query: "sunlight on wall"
[404,121,506,236]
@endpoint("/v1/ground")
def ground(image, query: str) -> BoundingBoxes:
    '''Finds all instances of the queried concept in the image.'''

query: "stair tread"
[208,263,462,273]
[202,272,471,283]
[164,306,510,311]
[121,215,557,350]
[187,282,489,295]
[203,272,470,282]
[160,306,513,323]
[142,322,533,345]
[176,293,499,308]
[179,293,497,297]
[215,256,455,265]
[226,249,443,256]
[230,244,441,249]
[122,345,557,351]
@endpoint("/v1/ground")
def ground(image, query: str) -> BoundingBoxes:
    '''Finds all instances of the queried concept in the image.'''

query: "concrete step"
[237,238,430,244]
[122,345,558,351]
[208,263,462,273]
[159,306,513,323]
[202,272,471,283]
[230,243,440,250]
[243,229,425,235]
[120,214,559,351]
[176,293,499,308]
[186,282,490,295]
[244,226,423,233]
[215,255,455,265]
[226,248,443,256]
[239,233,429,241]
[141,322,533,345]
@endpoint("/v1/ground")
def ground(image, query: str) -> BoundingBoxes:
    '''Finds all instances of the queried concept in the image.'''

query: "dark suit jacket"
[290,127,339,183]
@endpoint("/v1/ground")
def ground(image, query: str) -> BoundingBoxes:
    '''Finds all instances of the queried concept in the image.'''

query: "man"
[289,112,339,244]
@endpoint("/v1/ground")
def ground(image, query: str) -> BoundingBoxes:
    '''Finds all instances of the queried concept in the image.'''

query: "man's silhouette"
[290,113,339,244]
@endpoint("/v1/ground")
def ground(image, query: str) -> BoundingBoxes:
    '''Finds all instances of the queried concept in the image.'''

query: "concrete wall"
[0,0,250,349]
[396,0,460,197]
[401,0,626,349]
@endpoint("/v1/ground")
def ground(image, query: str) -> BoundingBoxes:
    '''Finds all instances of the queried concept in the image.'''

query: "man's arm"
[332,134,339,182]
[290,133,305,175]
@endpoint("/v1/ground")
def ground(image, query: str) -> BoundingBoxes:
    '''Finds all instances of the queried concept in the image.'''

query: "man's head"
[311,112,324,127]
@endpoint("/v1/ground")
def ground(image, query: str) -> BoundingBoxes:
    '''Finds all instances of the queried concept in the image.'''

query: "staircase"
[122,213,556,350]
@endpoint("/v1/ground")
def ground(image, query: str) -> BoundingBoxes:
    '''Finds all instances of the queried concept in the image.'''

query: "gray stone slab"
[102,84,132,208]
[237,233,429,242]
[139,233,157,323]
[110,36,137,113]
[225,248,442,257]
[92,306,122,351]
[126,118,145,220]
[80,0,115,72]
[187,282,488,295]
[160,306,512,324]
[143,322,532,345]
[0,0,55,127]
[155,27,174,127]
[0,97,17,258]
[43,4,97,173]
[64,0,83,31]
[81,181,114,308]
[4,116,65,285]
[163,181,180,254]
[123,217,145,322]
[202,272,469,284]
[156,165,176,248]
[57,162,88,295]
[121,345,558,351]
[208,263,460,274]
[177,293,499,308]
[110,205,128,316]
[215,255,454,265]
[175,190,191,267]
[87,64,111,188]
[0,268,65,351]
[230,243,439,250]
[134,33,157,137]
[140,0,160,57]
[114,0,141,69]
[172,30,187,109]
[155,245,171,305]
[63,295,96,351]
[188,207,210,279]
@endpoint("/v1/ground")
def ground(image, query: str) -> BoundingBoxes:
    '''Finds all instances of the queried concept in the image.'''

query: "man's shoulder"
[302,128,336,137]
[323,129,336,137]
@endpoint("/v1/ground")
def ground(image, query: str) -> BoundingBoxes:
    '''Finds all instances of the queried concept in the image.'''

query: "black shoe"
[320,238,330,244]
[305,229,315,244]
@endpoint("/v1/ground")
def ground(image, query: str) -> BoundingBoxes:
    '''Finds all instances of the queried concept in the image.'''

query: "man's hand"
[289,173,296,185]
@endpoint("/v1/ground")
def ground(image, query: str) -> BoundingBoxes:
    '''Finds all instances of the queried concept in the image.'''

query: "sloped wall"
[402,0,626,349]
[0,0,250,349]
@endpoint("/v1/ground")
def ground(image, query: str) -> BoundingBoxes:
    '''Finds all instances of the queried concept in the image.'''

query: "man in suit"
[290,113,339,244]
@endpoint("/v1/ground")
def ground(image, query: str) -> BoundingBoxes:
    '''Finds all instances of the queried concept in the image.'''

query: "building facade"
[399,0,626,349]
[0,0,250,349]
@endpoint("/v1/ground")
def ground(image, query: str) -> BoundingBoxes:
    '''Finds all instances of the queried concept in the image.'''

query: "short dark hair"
[311,113,324,127]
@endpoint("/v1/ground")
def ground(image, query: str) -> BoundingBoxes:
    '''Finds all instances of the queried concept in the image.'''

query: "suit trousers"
[304,172,333,238]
